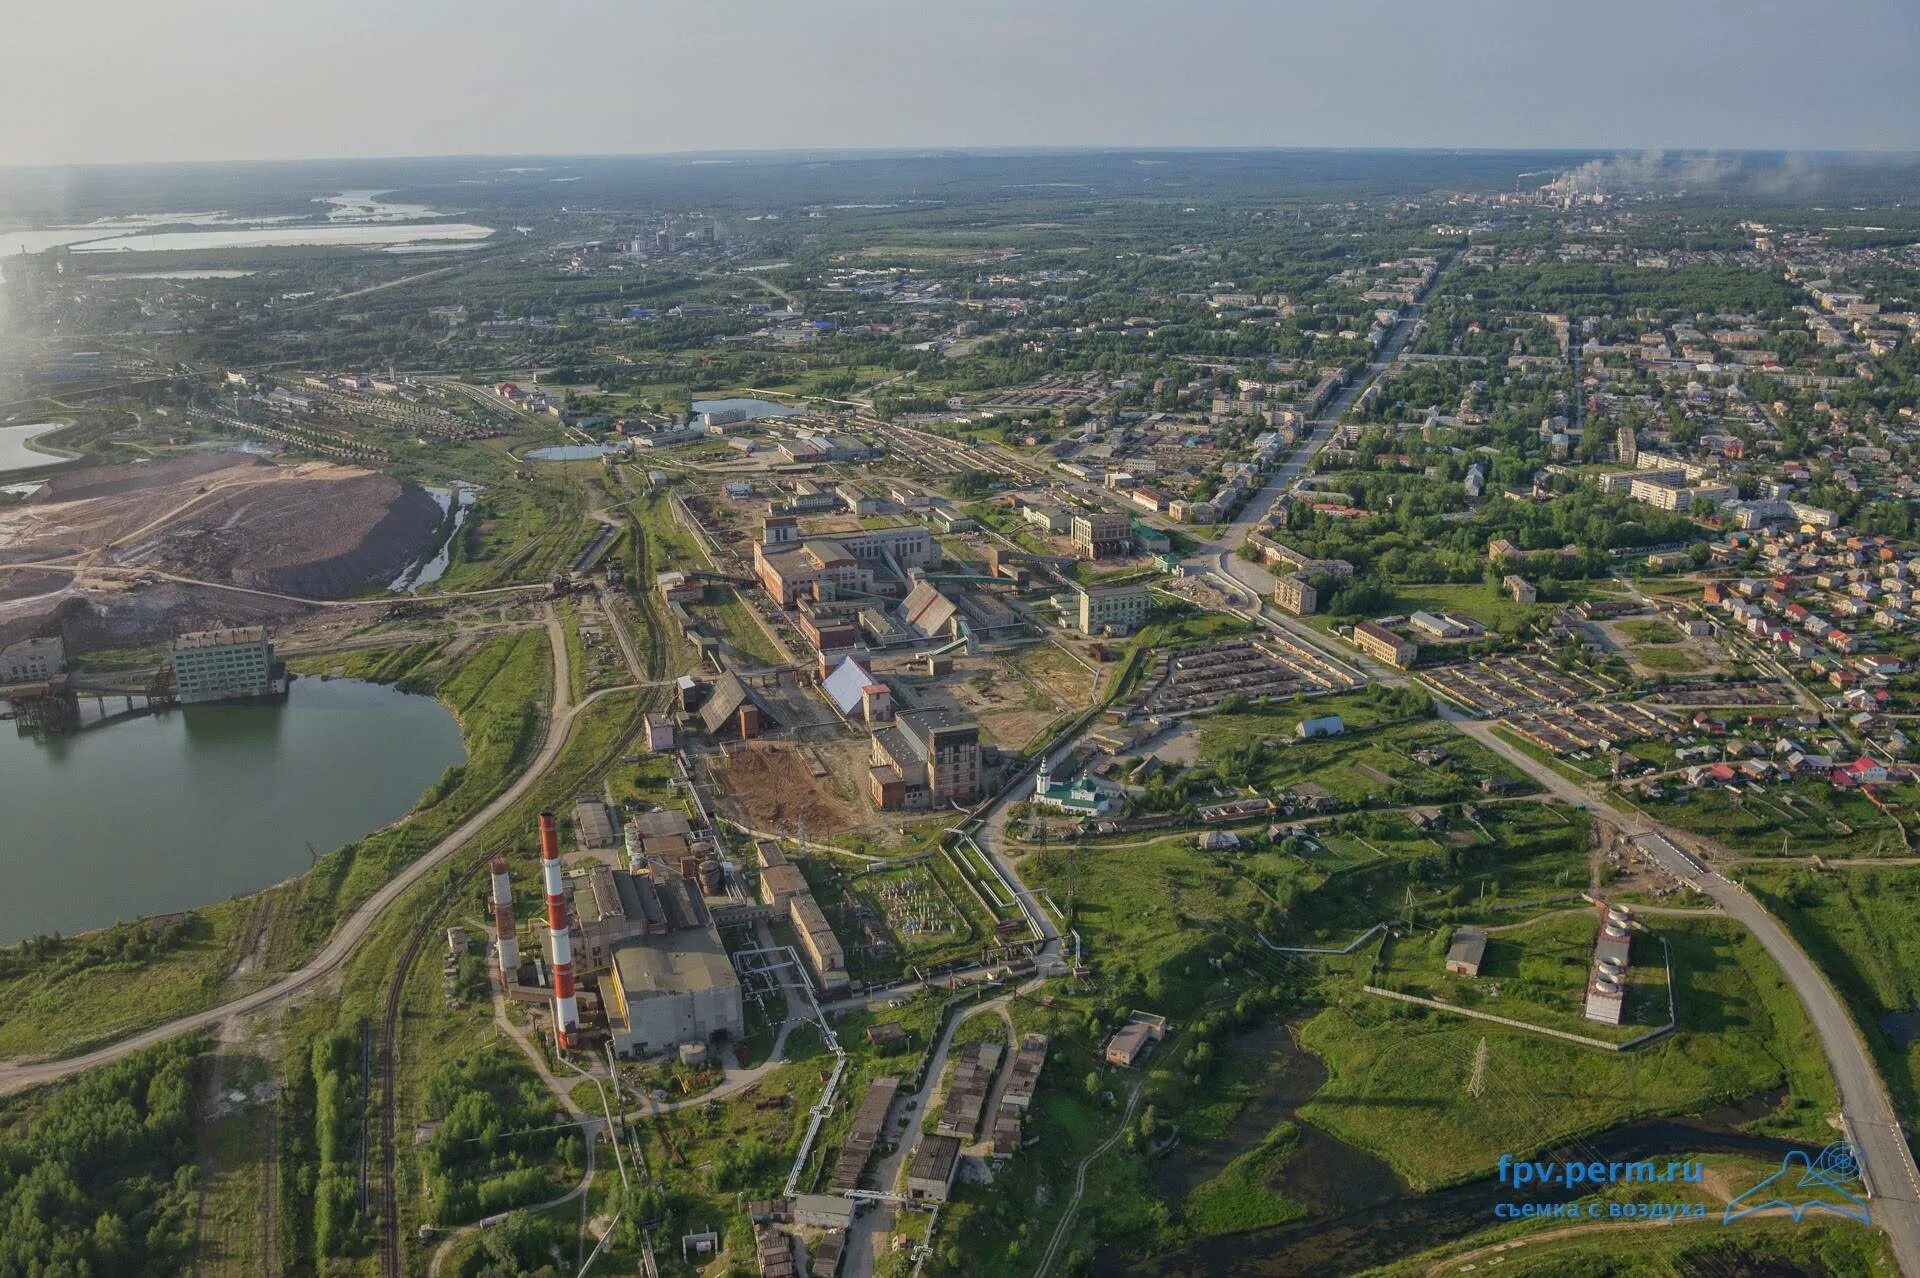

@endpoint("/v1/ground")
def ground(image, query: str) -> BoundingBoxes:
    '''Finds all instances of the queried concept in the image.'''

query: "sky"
[8,0,1920,166]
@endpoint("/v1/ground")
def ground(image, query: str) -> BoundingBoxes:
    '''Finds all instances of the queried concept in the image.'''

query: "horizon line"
[7,142,1920,174]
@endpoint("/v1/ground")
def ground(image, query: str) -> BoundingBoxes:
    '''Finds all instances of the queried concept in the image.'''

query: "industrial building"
[900,580,963,640]
[821,655,893,723]
[753,841,849,994]
[1069,510,1134,560]
[501,812,745,1058]
[1444,928,1488,977]
[1076,584,1151,636]
[1584,903,1635,1026]
[935,1040,1003,1140]
[829,1076,902,1192]
[1104,1011,1168,1068]
[754,516,935,606]
[168,626,280,703]
[906,1134,963,1202]
[868,708,984,809]
[0,636,64,683]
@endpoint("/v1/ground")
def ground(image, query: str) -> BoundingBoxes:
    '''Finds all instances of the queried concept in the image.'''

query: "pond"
[0,676,465,943]
[691,396,806,421]
[525,443,620,462]
[0,423,74,474]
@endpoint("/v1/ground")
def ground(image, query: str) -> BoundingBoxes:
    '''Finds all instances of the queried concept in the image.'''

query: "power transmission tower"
[1467,1037,1489,1099]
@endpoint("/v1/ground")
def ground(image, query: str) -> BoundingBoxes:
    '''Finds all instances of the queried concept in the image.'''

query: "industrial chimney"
[490,855,517,989]
[539,811,578,1049]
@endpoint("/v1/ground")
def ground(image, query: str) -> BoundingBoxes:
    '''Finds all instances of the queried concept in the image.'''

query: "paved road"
[1213,252,1456,588]
[1440,703,1920,1274]
[1197,254,1459,684]
[0,606,579,1098]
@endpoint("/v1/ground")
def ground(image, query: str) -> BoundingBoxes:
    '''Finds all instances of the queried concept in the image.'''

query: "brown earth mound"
[1,454,441,599]
[114,466,441,598]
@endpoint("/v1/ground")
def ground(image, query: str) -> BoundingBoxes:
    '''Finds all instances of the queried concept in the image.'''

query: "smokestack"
[490,855,517,988]
[539,811,578,1049]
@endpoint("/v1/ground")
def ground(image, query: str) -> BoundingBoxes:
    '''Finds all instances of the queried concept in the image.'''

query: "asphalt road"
[0,606,579,1098]
[1440,703,1920,1274]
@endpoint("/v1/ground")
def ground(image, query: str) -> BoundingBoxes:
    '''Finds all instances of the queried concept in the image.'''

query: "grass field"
[1373,909,1670,1044]
[1614,618,1680,643]
[1198,710,1528,802]
[1633,644,1703,673]
[1639,780,1912,860]
[1300,916,1837,1189]
[1368,1212,1893,1278]
[1281,802,1594,944]
[1742,862,1920,1121]
[1026,835,1270,1005]
[1385,580,1571,638]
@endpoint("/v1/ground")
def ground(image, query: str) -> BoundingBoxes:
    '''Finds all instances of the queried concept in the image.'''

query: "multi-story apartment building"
[1352,619,1417,668]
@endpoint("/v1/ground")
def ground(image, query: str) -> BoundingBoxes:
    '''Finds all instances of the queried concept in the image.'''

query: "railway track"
[379,542,671,1275]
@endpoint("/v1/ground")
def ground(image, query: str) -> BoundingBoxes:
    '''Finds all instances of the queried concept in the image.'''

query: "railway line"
[377,513,674,1275]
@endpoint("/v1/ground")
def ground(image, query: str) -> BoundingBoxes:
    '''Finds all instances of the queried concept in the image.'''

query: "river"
[1106,1024,1813,1277]
[0,677,464,943]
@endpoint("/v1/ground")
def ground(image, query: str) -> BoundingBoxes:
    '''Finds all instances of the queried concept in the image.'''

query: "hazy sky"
[9,0,1919,165]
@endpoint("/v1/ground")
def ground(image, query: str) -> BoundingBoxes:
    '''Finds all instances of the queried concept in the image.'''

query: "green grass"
[1299,916,1838,1190]
[1632,645,1702,673]
[1637,781,1911,861]
[1617,618,1682,644]
[0,903,250,1059]
[1363,1213,1893,1278]
[1374,910,1671,1043]
[1387,580,1567,638]
[686,585,784,666]
[1178,1120,1307,1237]
[1742,863,1920,1121]
[1026,836,1266,1005]
[1192,684,1436,746]
[1289,803,1594,943]
[1194,716,1536,809]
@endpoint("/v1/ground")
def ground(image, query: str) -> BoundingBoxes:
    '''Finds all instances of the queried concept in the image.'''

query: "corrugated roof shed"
[822,656,878,715]
[900,581,960,639]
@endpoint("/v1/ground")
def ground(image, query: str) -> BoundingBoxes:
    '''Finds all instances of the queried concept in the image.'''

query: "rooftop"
[170,626,268,650]
[612,925,738,999]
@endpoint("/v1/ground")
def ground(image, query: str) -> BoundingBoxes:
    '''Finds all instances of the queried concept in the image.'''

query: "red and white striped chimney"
[539,811,578,1049]
[490,855,517,988]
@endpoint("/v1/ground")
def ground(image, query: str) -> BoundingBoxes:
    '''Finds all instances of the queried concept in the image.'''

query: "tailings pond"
[0,676,464,943]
